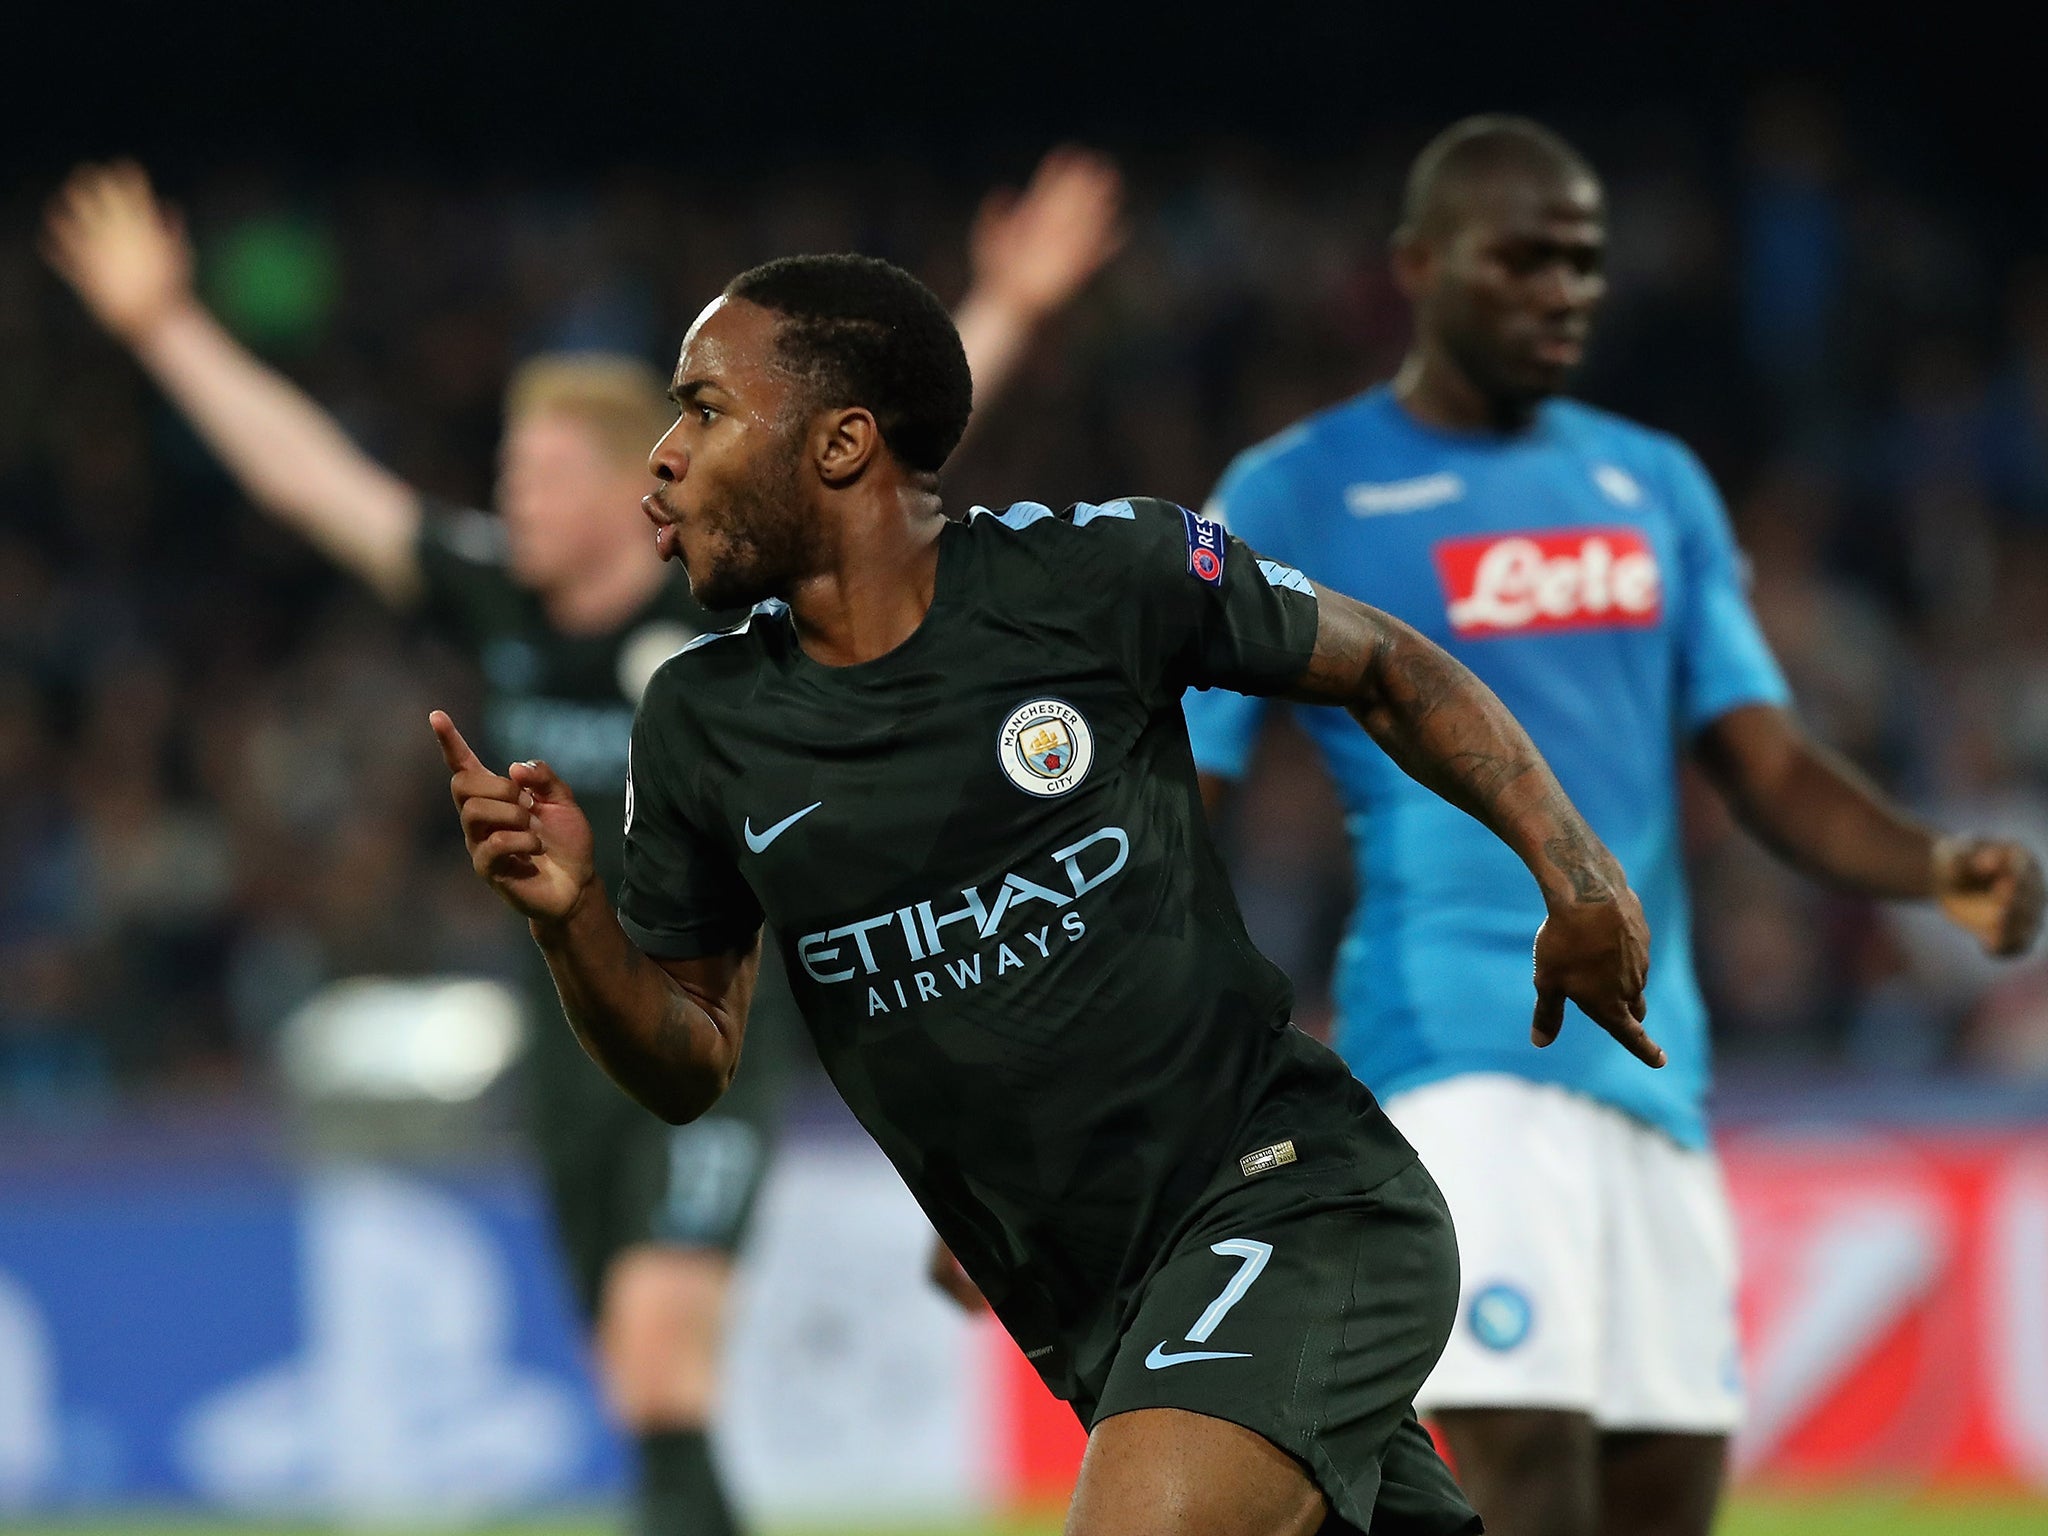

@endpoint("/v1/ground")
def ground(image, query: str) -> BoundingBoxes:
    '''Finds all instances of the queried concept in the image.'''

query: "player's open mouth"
[643,492,685,560]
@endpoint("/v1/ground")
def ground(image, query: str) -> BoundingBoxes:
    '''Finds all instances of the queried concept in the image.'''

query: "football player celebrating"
[432,251,1667,1536]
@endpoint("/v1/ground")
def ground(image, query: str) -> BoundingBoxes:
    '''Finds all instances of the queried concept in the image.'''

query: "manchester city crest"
[997,698,1095,797]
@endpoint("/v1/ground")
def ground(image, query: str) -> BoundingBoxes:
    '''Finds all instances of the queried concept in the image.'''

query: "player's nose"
[1530,264,1578,312]
[1546,264,1604,315]
[648,422,687,484]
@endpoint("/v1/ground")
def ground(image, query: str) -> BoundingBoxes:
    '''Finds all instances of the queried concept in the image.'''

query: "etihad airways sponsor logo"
[1434,528,1663,638]
[797,827,1129,1017]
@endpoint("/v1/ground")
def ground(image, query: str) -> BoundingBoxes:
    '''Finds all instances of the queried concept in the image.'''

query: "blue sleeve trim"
[1073,499,1138,525]
[992,501,1054,529]
[1258,559,1314,595]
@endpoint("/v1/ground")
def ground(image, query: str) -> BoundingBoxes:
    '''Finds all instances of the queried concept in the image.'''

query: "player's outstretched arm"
[953,146,1124,410]
[1696,703,2045,957]
[431,711,755,1123]
[1286,586,1663,1066]
[43,162,422,605]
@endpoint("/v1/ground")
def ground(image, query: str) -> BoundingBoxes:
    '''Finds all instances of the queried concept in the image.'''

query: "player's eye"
[695,403,719,425]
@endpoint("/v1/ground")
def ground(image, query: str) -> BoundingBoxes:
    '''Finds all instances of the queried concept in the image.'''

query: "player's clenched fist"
[431,711,596,923]
[1935,835,2046,958]
[1531,887,1664,1069]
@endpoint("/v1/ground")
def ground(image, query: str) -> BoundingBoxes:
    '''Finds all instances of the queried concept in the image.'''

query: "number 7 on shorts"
[1188,1238,1273,1341]
[1143,1237,1276,1369]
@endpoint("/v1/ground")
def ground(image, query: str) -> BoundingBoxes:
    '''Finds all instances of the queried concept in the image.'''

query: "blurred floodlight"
[205,213,340,350]
[278,978,525,1103]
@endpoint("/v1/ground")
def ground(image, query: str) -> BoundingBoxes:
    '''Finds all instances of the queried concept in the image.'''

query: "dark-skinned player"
[429,252,1675,1536]
[1184,116,2046,1536]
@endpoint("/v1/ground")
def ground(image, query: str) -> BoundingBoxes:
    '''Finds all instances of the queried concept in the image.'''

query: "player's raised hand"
[1531,888,1663,1068]
[1935,835,2046,958]
[431,711,596,923]
[970,145,1125,322]
[41,161,196,342]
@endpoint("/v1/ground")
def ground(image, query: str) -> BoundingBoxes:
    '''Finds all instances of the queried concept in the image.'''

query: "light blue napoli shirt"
[1183,386,1789,1147]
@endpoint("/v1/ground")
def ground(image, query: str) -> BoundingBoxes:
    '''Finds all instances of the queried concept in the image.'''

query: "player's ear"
[1390,227,1433,304]
[816,406,881,487]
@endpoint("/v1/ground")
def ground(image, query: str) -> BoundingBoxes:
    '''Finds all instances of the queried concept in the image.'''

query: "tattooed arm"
[1283,588,1663,1066]
[536,900,758,1127]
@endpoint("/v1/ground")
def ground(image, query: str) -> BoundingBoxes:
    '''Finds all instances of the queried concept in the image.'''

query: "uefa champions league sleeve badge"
[997,698,1096,797]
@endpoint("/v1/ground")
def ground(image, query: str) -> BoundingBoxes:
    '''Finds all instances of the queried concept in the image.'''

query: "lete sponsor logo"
[1434,528,1663,637]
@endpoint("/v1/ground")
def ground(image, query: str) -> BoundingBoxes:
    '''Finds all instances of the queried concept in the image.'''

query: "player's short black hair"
[1399,115,1600,240]
[725,253,973,475]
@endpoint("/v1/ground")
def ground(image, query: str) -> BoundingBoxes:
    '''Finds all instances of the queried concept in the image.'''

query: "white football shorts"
[1382,1072,1742,1433]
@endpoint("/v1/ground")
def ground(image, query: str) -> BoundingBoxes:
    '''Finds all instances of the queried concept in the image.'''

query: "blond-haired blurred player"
[44,151,1123,1536]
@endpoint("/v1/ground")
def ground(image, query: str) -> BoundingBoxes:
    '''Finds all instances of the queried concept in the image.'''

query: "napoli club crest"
[997,698,1096,797]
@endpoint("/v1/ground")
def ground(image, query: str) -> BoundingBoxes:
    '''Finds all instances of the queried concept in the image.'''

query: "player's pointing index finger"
[430,711,484,774]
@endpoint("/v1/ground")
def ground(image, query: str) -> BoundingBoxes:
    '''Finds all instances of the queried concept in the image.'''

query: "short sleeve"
[1660,444,1792,734]
[414,501,515,648]
[1180,451,1302,777]
[1091,496,1320,703]
[616,697,765,961]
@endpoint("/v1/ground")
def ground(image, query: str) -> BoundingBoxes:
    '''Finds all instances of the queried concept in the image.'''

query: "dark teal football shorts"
[1085,1144,1479,1535]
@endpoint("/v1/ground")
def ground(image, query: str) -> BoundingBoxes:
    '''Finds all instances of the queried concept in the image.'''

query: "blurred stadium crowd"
[5,85,2048,1112]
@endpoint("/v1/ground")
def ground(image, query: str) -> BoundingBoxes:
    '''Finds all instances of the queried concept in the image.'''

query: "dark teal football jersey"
[617,497,1413,1398]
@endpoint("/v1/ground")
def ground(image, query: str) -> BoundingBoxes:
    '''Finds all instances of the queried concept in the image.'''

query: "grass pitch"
[9,1493,2048,1535]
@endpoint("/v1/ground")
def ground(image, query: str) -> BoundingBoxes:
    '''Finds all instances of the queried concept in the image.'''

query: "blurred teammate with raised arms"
[1184,115,2044,1536]
[45,149,1123,1536]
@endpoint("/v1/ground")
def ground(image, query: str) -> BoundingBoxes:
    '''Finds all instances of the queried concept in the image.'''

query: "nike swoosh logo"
[1144,1342,1252,1370]
[743,801,822,853]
